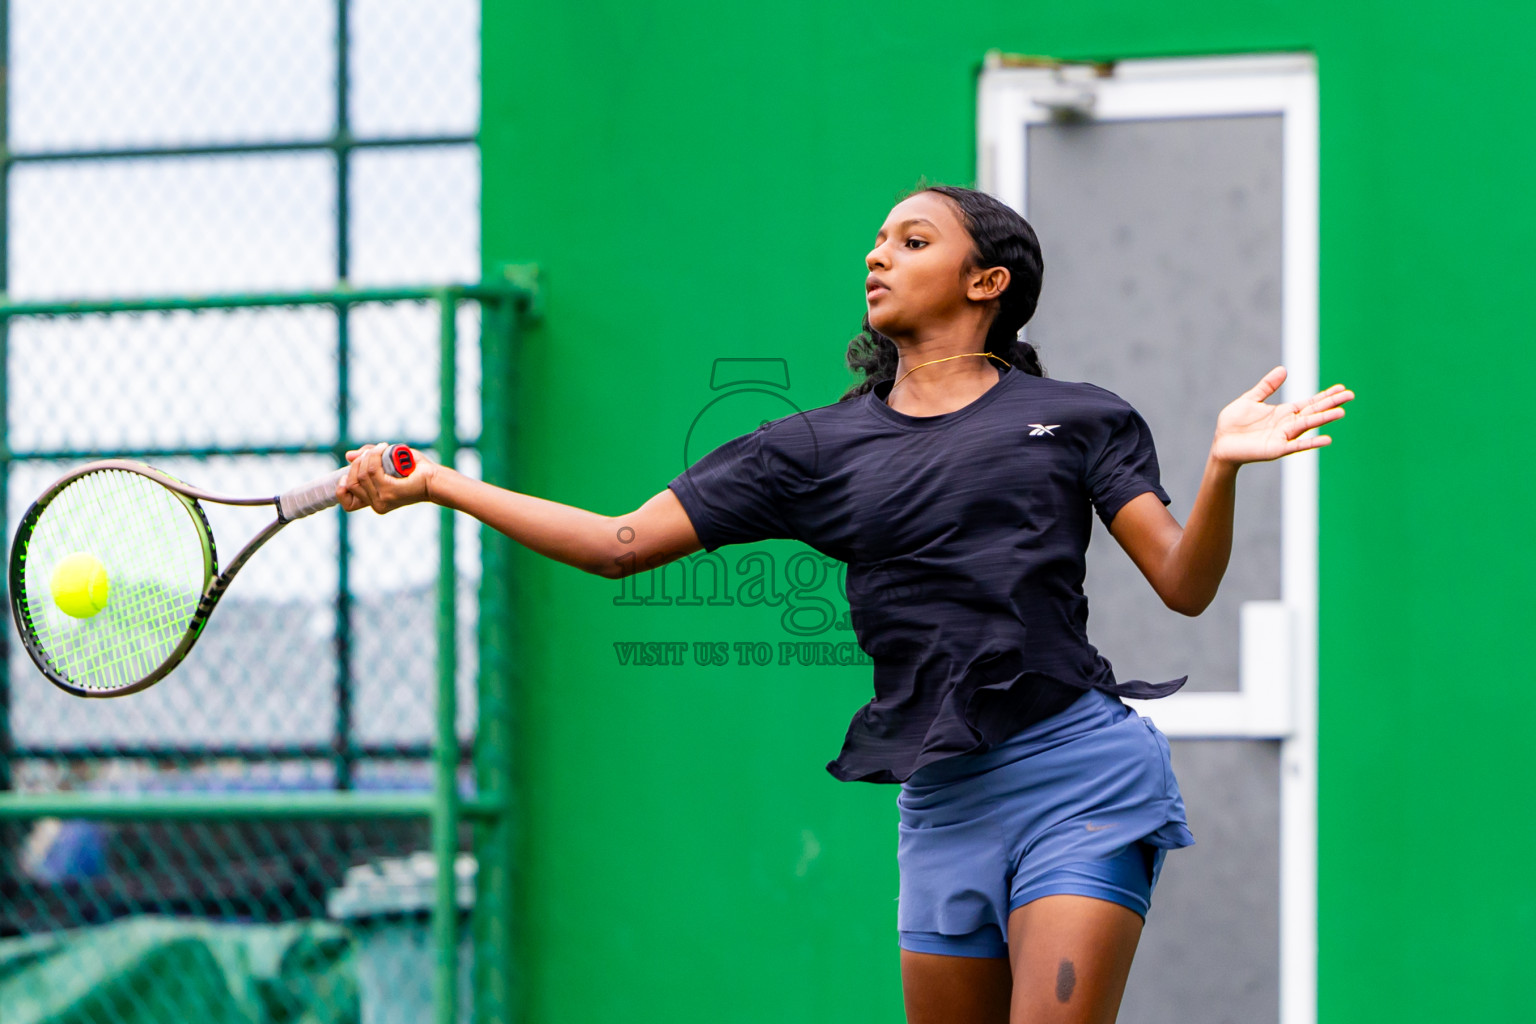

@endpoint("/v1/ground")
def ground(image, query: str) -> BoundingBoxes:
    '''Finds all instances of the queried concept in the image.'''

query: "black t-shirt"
[667,364,1187,784]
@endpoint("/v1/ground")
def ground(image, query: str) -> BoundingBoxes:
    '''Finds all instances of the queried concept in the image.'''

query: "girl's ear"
[967,265,1010,302]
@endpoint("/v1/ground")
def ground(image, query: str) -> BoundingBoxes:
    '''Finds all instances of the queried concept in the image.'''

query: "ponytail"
[840,317,899,401]
[984,324,1045,380]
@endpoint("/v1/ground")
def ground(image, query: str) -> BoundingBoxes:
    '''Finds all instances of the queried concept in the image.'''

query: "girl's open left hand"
[1211,366,1355,466]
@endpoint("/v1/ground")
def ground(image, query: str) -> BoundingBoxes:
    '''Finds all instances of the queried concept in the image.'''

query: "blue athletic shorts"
[896,687,1194,959]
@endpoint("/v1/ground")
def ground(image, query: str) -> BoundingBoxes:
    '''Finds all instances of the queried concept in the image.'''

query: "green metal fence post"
[0,791,506,820]
[434,291,462,1024]
[0,0,17,889]
[1,0,14,806]
[474,283,524,1024]
[333,0,357,793]
[0,280,515,1017]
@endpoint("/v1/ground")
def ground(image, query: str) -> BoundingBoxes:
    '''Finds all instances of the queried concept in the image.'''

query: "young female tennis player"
[339,185,1352,1023]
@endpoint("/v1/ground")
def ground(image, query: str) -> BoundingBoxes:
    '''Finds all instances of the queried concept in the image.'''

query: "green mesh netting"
[0,917,359,1024]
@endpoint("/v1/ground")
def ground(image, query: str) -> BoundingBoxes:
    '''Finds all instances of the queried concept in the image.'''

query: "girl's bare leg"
[1006,895,1144,1024]
[901,949,1011,1024]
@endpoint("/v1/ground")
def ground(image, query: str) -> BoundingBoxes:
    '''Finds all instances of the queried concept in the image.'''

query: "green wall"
[481,1,1536,1020]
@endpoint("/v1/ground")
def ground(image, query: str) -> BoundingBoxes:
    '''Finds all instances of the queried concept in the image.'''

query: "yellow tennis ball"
[50,552,110,619]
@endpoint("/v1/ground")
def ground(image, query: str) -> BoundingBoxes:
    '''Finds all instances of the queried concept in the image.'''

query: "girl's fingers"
[1281,407,1344,441]
[1281,412,1345,447]
[346,442,387,468]
[1246,365,1287,402]
[1299,385,1354,414]
[351,443,413,513]
[1297,407,1345,432]
[341,480,366,513]
[362,448,387,504]
[353,444,382,481]
[339,445,399,512]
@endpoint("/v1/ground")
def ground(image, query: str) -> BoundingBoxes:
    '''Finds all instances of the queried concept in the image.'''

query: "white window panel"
[349,0,480,137]
[9,0,335,151]
[9,154,337,300]
[348,146,480,287]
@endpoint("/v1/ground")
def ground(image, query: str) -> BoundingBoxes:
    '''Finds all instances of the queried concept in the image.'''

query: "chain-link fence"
[0,4,524,1023]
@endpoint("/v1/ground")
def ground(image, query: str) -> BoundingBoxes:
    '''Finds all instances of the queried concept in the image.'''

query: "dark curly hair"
[840,184,1045,402]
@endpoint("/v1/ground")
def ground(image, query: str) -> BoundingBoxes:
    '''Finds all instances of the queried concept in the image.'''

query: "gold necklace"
[891,351,1012,391]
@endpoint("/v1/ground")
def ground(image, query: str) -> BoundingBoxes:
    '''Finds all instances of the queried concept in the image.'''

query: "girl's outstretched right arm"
[337,444,702,579]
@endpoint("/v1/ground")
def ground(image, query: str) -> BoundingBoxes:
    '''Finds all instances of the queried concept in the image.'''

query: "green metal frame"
[0,0,482,789]
[0,8,524,1023]
[0,280,532,1024]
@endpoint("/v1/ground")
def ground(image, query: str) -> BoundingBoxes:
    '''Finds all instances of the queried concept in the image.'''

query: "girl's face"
[865,191,1002,339]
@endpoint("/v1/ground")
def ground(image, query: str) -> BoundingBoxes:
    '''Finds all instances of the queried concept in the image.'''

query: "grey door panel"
[1022,114,1285,1023]
[1120,740,1281,1024]
[1026,115,1283,694]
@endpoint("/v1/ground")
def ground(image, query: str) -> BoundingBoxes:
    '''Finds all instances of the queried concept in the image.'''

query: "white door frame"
[979,53,1319,1024]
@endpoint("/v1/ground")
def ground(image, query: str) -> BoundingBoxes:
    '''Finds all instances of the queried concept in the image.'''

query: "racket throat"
[208,518,288,603]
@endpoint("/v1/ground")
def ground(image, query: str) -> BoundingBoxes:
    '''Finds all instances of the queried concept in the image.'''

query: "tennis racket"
[9,444,417,698]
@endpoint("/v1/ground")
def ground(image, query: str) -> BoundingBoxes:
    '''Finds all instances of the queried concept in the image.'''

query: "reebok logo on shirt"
[1028,424,1061,437]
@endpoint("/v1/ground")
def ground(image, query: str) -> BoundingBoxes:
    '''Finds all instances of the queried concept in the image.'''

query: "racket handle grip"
[277,443,417,522]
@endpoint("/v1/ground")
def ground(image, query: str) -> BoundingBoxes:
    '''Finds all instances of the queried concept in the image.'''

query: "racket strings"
[39,491,194,688]
[78,470,207,686]
[67,475,190,684]
[104,475,203,678]
[20,468,210,692]
[71,473,180,685]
